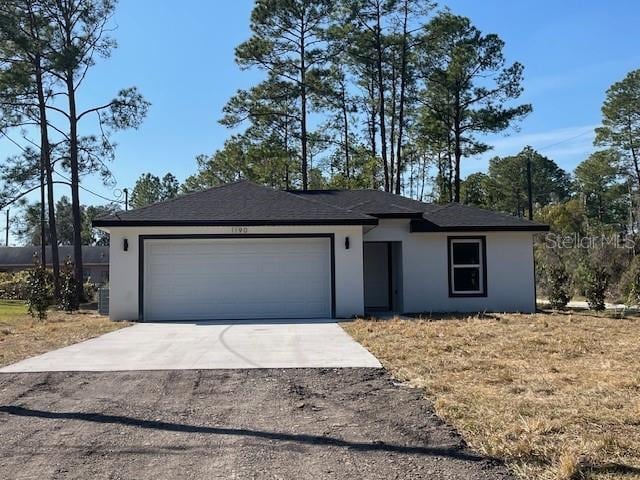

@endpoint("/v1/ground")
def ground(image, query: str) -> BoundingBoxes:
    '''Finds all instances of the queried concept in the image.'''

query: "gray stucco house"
[93,181,548,321]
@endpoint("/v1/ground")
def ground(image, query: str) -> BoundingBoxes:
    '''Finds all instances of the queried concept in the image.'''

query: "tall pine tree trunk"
[284,114,290,190]
[446,143,454,202]
[39,142,45,261]
[420,154,428,201]
[24,4,46,272]
[453,98,462,203]
[300,80,308,190]
[629,124,640,191]
[454,137,461,203]
[66,73,84,301]
[368,73,377,187]
[389,61,397,191]
[375,7,389,191]
[56,1,84,302]
[368,74,377,157]
[22,0,60,296]
[394,0,409,195]
[34,54,60,300]
[299,19,308,191]
[340,80,351,186]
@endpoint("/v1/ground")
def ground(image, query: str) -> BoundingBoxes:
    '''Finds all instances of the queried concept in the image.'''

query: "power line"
[0,130,30,154]
[536,129,593,152]
[1,131,127,206]
[52,169,127,205]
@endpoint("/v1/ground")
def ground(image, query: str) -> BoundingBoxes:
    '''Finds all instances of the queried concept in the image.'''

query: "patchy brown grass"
[0,300,128,368]
[342,311,640,480]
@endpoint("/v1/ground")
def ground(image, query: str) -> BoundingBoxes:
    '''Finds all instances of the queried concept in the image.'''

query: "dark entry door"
[363,242,390,310]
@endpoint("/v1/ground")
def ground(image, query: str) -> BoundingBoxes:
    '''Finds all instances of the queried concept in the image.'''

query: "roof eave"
[410,219,550,233]
[92,218,379,228]
[0,262,108,267]
[370,212,425,219]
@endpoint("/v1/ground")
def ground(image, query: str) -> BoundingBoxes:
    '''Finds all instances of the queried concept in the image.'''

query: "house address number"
[231,227,249,233]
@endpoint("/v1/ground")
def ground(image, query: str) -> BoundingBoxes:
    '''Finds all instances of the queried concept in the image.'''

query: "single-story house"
[0,245,109,283]
[93,181,548,322]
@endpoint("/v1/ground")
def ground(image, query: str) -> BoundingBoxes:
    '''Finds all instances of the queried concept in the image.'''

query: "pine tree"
[45,0,149,301]
[595,69,640,190]
[229,0,334,190]
[418,12,531,202]
[26,254,50,320]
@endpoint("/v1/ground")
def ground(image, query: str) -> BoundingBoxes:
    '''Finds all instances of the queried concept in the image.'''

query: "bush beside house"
[25,257,52,321]
[535,234,640,309]
[0,271,30,300]
[2,256,98,316]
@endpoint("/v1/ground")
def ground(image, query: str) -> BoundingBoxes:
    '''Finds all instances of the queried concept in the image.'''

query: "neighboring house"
[93,181,548,322]
[0,246,109,284]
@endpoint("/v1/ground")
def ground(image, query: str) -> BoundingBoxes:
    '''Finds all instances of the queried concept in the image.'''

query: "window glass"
[452,242,480,265]
[450,238,485,295]
[453,267,480,292]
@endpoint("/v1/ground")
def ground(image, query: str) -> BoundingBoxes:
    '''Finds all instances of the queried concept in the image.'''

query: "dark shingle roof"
[410,203,549,232]
[0,246,109,267]
[93,181,377,227]
[289,189,437,217]
[293,189,548,232]
[92,181,548,231]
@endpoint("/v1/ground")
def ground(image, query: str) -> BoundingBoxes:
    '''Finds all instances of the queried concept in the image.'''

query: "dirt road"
[0,369,512,479]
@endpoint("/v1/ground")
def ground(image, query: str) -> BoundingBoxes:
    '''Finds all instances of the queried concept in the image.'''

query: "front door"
[363,242,390,311]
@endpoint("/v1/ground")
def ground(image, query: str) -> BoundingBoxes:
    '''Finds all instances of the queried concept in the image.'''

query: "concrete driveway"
[0,319,381,373]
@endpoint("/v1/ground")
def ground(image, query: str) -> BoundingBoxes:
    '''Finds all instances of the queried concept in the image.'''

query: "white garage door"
[143,237,332,321]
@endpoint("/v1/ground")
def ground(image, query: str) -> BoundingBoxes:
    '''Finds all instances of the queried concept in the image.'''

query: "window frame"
[447,236,487,297]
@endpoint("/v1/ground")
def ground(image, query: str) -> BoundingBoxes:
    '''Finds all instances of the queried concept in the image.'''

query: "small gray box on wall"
[98,288,109,316]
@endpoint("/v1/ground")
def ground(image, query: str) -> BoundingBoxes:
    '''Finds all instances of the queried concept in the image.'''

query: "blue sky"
[3,0,640,213]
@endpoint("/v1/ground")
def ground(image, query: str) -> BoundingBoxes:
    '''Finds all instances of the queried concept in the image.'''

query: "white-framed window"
[448,237,486,296]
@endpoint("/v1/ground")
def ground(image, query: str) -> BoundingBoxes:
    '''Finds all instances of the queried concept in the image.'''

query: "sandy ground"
[0,369,513,480]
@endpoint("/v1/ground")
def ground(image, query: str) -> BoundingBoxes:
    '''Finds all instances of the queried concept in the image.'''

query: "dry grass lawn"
[343,311,640,480]
[0,300,128,368]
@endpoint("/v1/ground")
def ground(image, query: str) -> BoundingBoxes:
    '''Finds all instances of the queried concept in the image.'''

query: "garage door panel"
[148,254,328,274]
[147,278,327,301]
[147,277,327,295]
[143,237,332,321]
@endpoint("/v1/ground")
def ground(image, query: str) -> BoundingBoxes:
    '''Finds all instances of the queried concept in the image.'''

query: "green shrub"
[585,268,609,311]
[26,255,51,321]
[545,262,571,309]
[0,271,29,300]
[59,256,79,312]
[83,281,98,302]
[580,260,610,311]
[619,256,640,307]
[536,246,572,308]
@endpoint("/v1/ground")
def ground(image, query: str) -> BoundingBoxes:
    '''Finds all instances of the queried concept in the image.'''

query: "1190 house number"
[231,227,249,233]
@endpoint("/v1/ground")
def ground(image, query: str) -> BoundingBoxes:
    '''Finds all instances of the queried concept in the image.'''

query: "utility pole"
[5,209,9,247]
[526,150,533,220]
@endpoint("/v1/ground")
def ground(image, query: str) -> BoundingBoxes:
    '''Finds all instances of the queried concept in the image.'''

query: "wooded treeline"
[2,0,640,309]
[534,68,640,310]
[460,69,640,237]
[186,0,531,202]
[0,0,149,303]
[457,65,640,309]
